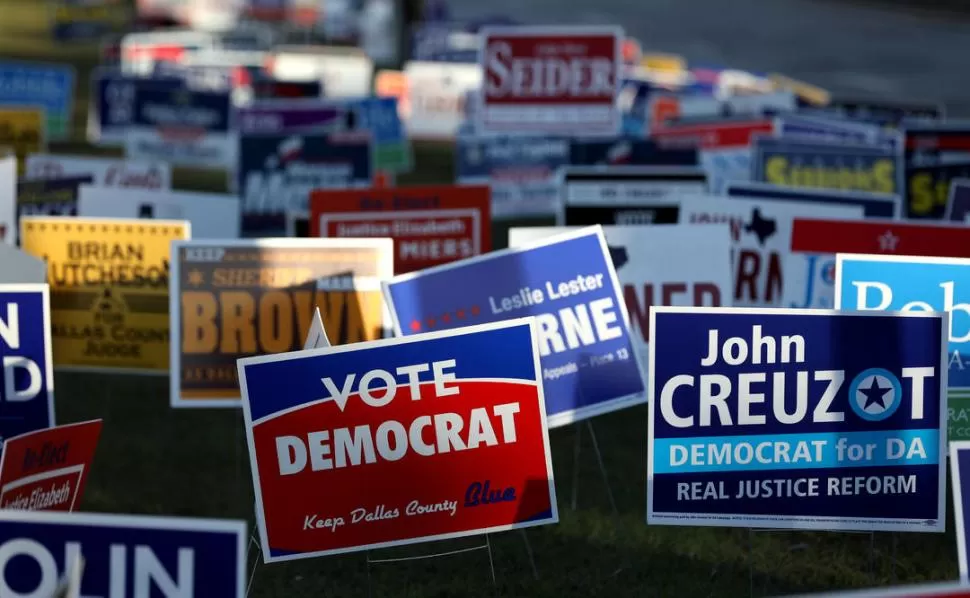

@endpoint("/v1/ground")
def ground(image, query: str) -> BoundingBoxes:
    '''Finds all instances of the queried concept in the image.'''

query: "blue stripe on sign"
[653,429,939,474]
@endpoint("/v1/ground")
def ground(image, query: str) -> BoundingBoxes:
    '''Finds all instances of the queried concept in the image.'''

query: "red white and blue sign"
[0,509,246,597]
[0,284,55,449]
[648,307,947,532]
[237,319,557,562]
[950,441,970,582]
[383,226,645,427]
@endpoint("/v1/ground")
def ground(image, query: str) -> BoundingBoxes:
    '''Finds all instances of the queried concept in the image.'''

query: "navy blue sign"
[0,510,245,597]
[950,441,970,582]
[17,175,93,218]
[570,138,697,167]
[725,182,898,218]
[905,162,970,220]
[0,285,54,447]
[383,227,645,427]
[88,68,183,146]
[948,180,970,223]
[648,307,946,532]
[410,23,479,63]
[238,132,372,236]
[751,137,903,197]
[455,135,570,219]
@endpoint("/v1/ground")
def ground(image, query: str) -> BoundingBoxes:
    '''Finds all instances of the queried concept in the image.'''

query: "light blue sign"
[836,254,967,390]
[0,62,75,140]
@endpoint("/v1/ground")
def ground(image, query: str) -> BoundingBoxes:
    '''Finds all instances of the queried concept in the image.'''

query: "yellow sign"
[641,53,686,74]
[19,216,190,374]
[170,239,393,408]
[768,73,831,107]
[0,107,46,175]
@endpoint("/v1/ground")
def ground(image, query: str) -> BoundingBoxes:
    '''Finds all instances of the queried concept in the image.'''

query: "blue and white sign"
[0,62,75,140]
[125,85,236,169]
[751,137,903,197]
[648,307,947,531]
[773,114,896,149]
[0,284,54,448]
[0,509,246,597]
[725,182,899,219]
[570,138,697,167]
[455,135,570,219]
[950,441,970,582]
[383,226,645,427]
[835,254,970,393]
[87,69,182,146]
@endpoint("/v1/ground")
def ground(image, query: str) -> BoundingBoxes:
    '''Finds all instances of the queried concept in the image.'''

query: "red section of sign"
[905,132,970,151]
[479,28,620,134]
[310,185,491,274]
[0,420,102,512]
[791,218,970,258]
[123,44,187,63]
[651,120,773,149]
[253,380,552,555]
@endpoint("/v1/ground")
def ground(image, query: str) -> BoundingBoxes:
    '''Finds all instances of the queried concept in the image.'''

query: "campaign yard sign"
[947,179,970,223]
[20,216,190,375]
[750,137,903,197]
[310,184,491,275]
[508,224,733,374]
[237,131,372,236]
[403,61,481,140]
[78,186,240,239]
[905,162,970,221]
[237,318,557,561]
[25,154,171,190]
[383,226,645,427]
[835,254,970,442]
[0,284,55,447]
[15,176,94,238]
[951,441,970,582]
[0,509,246,597]
[725,182,899,219]
[678,195,864,308]
[170,238,392,408]
[125,85,236,170]
[455,135,570,219]
[86,69,183,146]
[0,107,46,175]
[648,307,947,532]
[477,26,622,137]
[0,419,102,512]
[0,62,74,140]
[0,245,46,284]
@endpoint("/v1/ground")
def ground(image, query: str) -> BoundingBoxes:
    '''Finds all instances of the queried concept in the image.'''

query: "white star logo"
[878,230,899,252]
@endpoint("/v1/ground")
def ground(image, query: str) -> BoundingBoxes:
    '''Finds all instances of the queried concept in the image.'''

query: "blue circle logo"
[849,368,902,422]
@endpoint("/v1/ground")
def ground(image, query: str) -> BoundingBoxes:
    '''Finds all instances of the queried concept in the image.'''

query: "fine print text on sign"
[383,226,645,428]
[648,307,947,532]
[478,26,622,137]
[170,239,393,408]
[238,319,557,561]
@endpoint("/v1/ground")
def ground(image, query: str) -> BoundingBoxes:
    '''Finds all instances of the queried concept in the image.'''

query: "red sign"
[650,119,774,149]
[477,26,622,136]
[310,185,491,275]
[791,218,970,257]
[0,420,102,512]
[238,320,557,560]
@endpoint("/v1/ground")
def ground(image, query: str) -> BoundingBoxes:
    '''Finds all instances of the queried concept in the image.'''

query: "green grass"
[1,3,963,596]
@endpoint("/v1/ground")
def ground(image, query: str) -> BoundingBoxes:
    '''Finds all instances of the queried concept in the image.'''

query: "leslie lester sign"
[648,307,947,532]
[238,319,557,561]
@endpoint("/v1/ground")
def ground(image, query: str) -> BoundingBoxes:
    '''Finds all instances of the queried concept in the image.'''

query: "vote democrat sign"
[835,254,970,441]
[0,509,246,597]
[648,307,947,532]
[383,226,645,427]
[0,284,55,447]
[237,319,557,561]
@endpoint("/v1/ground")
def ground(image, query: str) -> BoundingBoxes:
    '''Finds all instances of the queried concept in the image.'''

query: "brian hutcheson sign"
[477,26,622,137]
[170,238,392,408]
[647,307,947,532]
[0,284,55,446]
[0,509,246,597]
[237,318,557,561]
[383,226,645,427]
[835,254,970,443]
